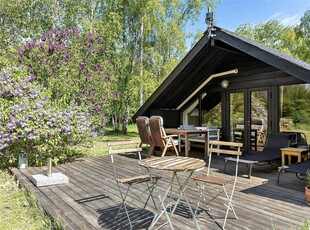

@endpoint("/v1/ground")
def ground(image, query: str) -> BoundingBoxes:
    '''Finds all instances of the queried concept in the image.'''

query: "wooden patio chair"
[191,140,243,229]
[108,140,160,229]
[149,116,179,157]
[136,116,153,157]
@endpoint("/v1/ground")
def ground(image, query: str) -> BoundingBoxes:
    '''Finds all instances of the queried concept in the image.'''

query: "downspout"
[178,69,238,124]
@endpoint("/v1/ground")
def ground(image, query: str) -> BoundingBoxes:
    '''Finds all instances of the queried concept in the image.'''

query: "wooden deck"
[11,152,310,230]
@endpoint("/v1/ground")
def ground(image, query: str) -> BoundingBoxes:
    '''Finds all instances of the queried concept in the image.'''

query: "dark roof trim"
[133,27,310,120]
[134,33,211,119]
[216,27,310,83]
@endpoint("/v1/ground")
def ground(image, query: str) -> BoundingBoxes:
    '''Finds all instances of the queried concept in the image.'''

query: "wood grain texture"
[11,153,310,230]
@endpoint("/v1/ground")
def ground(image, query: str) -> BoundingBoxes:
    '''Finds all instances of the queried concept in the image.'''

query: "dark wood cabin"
[133,26,310,155]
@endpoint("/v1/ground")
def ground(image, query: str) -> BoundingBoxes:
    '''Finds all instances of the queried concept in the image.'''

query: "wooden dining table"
[165,128,210,157]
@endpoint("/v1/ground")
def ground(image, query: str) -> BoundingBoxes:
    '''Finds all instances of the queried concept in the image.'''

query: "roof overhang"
[133,27,310,120]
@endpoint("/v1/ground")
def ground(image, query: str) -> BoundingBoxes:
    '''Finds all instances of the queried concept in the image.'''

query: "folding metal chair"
[108,140,160,229]
[191,140,242,229]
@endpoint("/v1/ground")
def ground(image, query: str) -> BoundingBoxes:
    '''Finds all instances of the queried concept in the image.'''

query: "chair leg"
[223,183,238,230]
[161,145,169,157]
[246,163,254,179]
[172,142,179,156]
[277,168,282,185]
[224,160,228,173]
[194,182,209,215]
[147,146,155,158]
[143,179,159,211]
[116,185,133,229]
[178,137,182,152]
[222,186,238,219]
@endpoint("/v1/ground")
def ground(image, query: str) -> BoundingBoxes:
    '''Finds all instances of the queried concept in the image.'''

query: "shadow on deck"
[10,151,309,230]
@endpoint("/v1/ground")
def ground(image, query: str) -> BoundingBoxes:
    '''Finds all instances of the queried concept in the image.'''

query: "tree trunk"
[122,99,130,134]
[139,15,144,106]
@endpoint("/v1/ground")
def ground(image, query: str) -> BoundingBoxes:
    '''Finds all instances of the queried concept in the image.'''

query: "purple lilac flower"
[84,71,90,81]
[56,43,64,51]
[17,49,24,56]
[80,62,86,70]
[24,42,31,50]
[113,92,120,99]
[49,43,55,52]
[64,54,71,62]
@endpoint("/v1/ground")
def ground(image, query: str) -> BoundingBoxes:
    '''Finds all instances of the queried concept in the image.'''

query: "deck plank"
[11,153,310,230]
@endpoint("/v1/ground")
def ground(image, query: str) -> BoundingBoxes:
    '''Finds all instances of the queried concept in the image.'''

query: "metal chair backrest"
[136,116,152,146]
[108,140,143,179]
[208,141,243,176]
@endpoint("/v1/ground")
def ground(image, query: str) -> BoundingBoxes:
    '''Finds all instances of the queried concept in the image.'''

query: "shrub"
[15,27,115,131]
[0,67,95,167]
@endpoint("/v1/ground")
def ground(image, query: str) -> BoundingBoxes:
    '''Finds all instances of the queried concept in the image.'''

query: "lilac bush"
[0,67,95,167]
[15,27,114,130]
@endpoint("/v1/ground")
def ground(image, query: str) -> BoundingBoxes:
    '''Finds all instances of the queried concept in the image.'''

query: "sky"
[188,0,310,33]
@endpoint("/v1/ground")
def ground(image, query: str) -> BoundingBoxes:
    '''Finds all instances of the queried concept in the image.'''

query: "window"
[279,84,310,143]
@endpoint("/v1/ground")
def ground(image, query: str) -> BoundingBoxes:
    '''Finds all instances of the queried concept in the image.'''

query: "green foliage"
[299,10,310,63]
[0,67,95,167]
[0,0,220,132]
[203,103,222,127]
[282,85,310,124]
[229,92,244,125]
[236,20,286,49]
[16,28,113,130]
[235,11,310,64]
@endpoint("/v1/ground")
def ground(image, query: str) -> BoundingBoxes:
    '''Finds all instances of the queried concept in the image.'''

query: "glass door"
[249,89,268,152]
[229,88,270,154]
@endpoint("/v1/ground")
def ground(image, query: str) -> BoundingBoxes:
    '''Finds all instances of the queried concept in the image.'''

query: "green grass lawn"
[0,170,59,230]
[76,124,140,157]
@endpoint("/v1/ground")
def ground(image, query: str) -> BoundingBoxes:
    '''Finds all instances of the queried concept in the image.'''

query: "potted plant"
[306,169,310,205]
